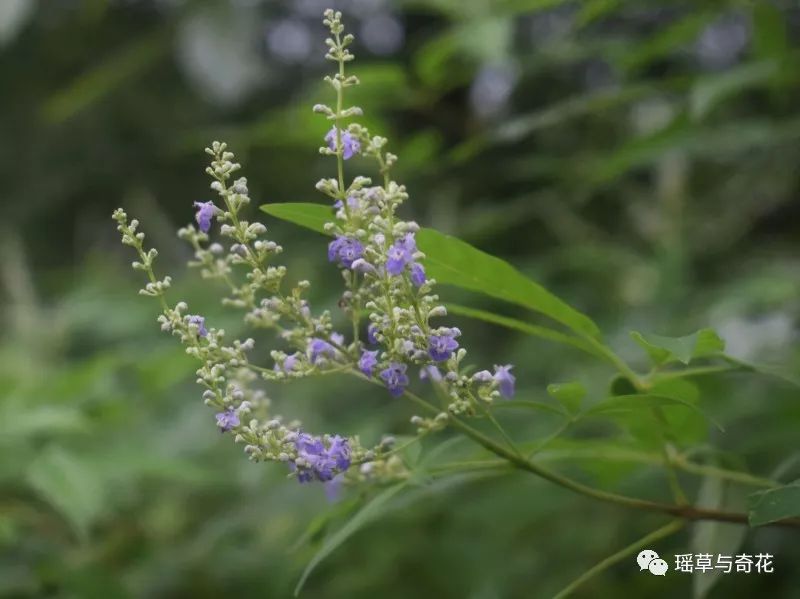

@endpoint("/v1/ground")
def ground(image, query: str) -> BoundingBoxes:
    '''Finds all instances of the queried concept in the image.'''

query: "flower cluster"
[112,9,515,493]
[312,10,516,412]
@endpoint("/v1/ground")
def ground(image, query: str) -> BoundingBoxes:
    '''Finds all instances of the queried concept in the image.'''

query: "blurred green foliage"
[1,0,799,597]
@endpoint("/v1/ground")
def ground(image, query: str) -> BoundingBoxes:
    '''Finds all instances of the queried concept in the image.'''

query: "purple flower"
[472,370,493,383]
[215,408,240,432]
[386,234,417,276]
[410,262,426,287]
[380,362,409,397]
[428,332,459,362]
[193,201,216,233]
[351,258,376,275]
[325,126,361,160]
[187,315,208,337]
[309,338,336,364]
[328,236,364,269]
[420,365,442,382]
[324,474,345,502]
[294,432,351,483]
[494,365,516,398]
[386,245,409,276]
[275,352,300,373]
[327,435,351,470]
[359,350,379,377]
[367,323,380,345]
[334,196,359,210]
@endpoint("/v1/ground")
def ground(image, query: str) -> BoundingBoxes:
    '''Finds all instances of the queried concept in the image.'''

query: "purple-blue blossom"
[215,408,240,432]
[367,323,380,345]
[325,126,361,160]
[324,474,345,502]
[193,201,215,233]
[187,315,208,337]
[386,233,417,276]
[472,370,493,383]
[410,262,426,287]
[359,350,379,377]
[294,432,351,483]
[328,236,364,269]
[420,365,442,382]
[309,338,336,364]
[494,365,516,398]
[334,196,359,210]
[380,362,409,397]
[428,331,459,362]
[275,352,300,373]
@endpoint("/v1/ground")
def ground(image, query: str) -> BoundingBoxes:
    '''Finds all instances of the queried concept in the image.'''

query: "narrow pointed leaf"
[262,202,601,338]
[294,483,406,595]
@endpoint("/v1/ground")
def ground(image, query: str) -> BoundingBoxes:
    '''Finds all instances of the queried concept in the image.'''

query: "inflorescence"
[113,9,515,492]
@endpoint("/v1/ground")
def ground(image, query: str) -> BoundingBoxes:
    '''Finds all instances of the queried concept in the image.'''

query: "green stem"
[583,335,646,390]
[526,417,572,459]
[648,364,735,383]
[478,401,525,459]
[673,456,777,489]
[394,387,800,528]
[652,406,688,504]
[333,31,348,218]
[552,520,685,599]
[427,459,510,475]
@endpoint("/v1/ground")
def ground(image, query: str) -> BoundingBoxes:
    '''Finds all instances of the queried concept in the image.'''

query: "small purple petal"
[328,236,364,269]
[494,365,516,398]
[380,362,409,397]
[367,324,380,345]
[193,201,216,233]
[187,315,208,337]
[410,262,426,287]
[215,409,239,432]
[428,333,459,362]
[309,339,336,364]
[420,365,443,382]
[359,350,379,377]
[325,126,360,160]
[324,474,345,502]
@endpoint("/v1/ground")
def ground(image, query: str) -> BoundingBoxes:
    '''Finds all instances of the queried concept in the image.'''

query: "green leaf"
[587,393,722,432]
[42,31,167,124]
[0,406,87,440]
[576,0,623,28]
[288,497,361,554]
[588,118,800,183]
[690,61,780,121]
[417,228,600,337]
[752,4,790,61]
[616,11,716,73]
[497,0,576,16]
[691,475,747,598]
[492,400,566,417]
[392,435,423,466]
[747,481,800,527]
[719,355,800,388]
[547,382,586,415]
[492,78,681,144]
[446,303,602,358]
[609,374,638,396]
[294,483,406,595]
[630,328,725,365]
[261,202,601,337]
[26,447,105,541]
[261,202,331,234]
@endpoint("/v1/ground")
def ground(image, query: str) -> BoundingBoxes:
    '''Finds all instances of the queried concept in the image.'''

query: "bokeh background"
[1,0,799,597]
